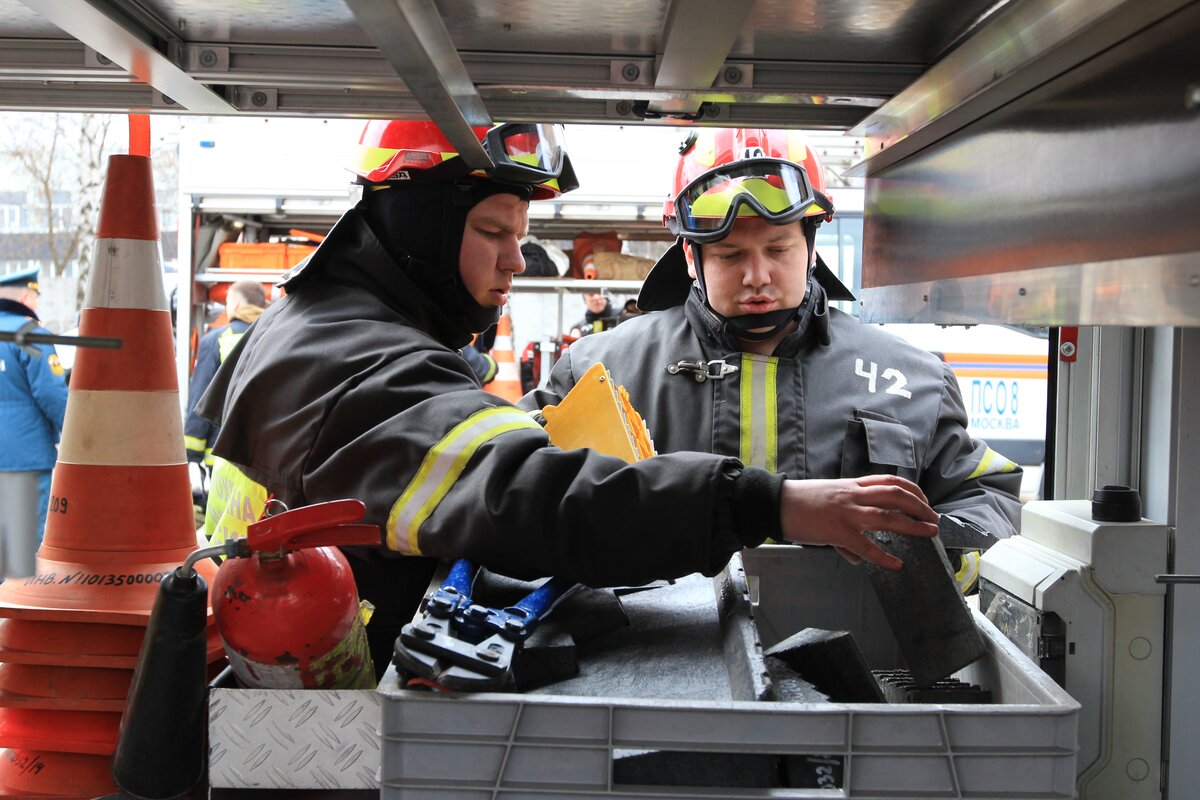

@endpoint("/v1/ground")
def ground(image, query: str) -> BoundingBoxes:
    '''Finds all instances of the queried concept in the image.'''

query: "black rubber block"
[864,531,986,686]
[764,629,884,703]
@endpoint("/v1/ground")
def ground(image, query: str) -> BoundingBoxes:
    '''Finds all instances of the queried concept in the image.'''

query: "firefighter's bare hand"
[778,475,939,571]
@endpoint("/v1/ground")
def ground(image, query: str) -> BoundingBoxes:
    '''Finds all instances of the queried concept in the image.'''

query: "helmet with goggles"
[664,127,833,240]
[639,128,852,328]
[348,120,578,200]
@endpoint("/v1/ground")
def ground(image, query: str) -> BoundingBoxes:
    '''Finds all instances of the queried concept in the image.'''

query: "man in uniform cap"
[0,267,68,575]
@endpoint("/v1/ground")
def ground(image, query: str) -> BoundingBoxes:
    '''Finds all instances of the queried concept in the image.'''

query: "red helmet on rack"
[348,120,578,200]
[663,127,833,241]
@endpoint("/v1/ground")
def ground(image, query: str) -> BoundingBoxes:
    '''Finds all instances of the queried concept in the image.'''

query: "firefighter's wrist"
[732,466,784,548]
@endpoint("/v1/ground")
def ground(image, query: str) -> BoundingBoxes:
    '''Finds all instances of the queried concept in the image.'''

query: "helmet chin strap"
[691,222,817,343]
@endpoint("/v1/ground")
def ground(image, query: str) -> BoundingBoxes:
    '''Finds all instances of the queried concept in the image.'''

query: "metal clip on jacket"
[394,559,577,691]
[666,359,739,382]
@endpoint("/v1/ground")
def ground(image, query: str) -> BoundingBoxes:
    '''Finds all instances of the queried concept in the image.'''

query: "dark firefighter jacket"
[571,300,619,336]
[184,315,256,466]
[521,284,1023,539]
[196,206,783,587]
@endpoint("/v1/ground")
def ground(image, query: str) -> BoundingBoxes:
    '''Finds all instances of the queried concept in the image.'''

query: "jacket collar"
[683,280,831,359]
[0,298,37,320]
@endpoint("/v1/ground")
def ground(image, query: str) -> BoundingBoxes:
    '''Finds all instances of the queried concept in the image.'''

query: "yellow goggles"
[675,158,822,242]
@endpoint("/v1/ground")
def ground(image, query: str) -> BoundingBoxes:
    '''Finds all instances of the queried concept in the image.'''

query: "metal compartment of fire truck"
[1,0,1197,797]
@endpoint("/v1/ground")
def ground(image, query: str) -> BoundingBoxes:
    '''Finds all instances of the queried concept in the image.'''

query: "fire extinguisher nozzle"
[112,570,210,799]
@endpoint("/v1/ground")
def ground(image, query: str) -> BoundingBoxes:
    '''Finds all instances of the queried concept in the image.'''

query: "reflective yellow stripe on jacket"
[217,327,245,362]
[386,407,542,555]
[205,456,268,544]
[967,446,1018,481]
[739,354,779,472]
[184,435,213,467]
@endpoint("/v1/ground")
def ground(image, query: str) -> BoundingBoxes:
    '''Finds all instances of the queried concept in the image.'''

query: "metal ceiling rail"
[650,0,756,116]
[16,0,235,113]
[847,0,1191,175]
[0,39,128,80]
[345,0,493,170]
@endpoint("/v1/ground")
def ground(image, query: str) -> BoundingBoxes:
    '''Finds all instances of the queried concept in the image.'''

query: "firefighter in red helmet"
[523,128,1022,588]
[198,121,941,680]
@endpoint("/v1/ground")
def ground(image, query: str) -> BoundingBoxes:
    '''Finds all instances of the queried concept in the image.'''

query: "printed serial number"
[22,571,170,587]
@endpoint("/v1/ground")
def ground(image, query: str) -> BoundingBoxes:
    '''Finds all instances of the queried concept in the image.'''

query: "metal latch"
[666,359,739,382]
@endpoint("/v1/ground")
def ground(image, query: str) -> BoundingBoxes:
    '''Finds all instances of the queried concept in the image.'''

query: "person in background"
[184,280,267,515]
[197,120,941,678]
[523,128,1021,591]
[618,298,643,325]
[461,325,498,385]
[568,289,619,338]
[0,267,68,564]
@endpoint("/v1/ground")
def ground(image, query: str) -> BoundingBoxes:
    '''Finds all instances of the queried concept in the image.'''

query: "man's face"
[584,291,608,314]
[21,288,39,312]
[685,217,811,327]
[459,192,529,309]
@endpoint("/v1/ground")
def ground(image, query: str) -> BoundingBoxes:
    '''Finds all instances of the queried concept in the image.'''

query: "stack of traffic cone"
[0,153,223,798]
[483,313,523,402]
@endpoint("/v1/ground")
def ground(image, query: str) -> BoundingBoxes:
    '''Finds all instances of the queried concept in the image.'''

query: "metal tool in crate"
[394,558,577,691]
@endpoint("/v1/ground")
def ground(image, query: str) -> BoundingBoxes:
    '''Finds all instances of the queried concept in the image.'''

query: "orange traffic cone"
[0,154,218,625]
[0,748,115,798]
[0,619,143,667]
[0,663,131,711]
[483,313,523,402]
[0,147,222,782]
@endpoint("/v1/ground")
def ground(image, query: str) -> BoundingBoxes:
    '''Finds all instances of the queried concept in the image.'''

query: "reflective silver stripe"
[387,407,543,554]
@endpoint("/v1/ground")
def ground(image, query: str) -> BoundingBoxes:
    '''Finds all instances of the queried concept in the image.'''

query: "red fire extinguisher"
[211,499,381,690]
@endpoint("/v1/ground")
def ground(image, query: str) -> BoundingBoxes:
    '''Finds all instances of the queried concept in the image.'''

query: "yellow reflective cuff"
[184,435,207,454]
[204,457,268,545]
[386,408,543,555]
[482,354,498,384]
[203,448,214,467]
[967,446,1018,481]
[955,551,982,595]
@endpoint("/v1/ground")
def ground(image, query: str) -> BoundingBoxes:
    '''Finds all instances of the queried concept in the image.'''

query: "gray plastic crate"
[378,546,1079,799]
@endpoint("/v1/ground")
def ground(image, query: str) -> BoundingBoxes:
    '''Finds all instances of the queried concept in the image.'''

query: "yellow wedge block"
[541,363,655,464]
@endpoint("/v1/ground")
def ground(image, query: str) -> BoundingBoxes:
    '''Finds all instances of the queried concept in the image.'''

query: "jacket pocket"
[840,409,917,478]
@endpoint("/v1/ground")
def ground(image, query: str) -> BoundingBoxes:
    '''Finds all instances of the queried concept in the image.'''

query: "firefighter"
[184,280,267,523]
[568,289,619,338]
[197,121,940,677]
[0,267,68,558]
[522,128,1023,590]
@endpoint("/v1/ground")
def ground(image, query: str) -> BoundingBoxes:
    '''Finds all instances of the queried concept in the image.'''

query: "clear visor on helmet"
[484,123,572,187]
[674,158,819,243]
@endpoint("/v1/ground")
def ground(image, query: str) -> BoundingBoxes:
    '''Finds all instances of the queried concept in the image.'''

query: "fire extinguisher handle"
[284,524,383,550]
[245,499,381,553]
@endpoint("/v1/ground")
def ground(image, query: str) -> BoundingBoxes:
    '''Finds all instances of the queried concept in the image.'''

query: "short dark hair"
[228,280,267,307]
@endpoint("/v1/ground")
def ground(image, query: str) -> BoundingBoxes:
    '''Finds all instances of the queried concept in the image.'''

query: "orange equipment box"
[217,242,315,271]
